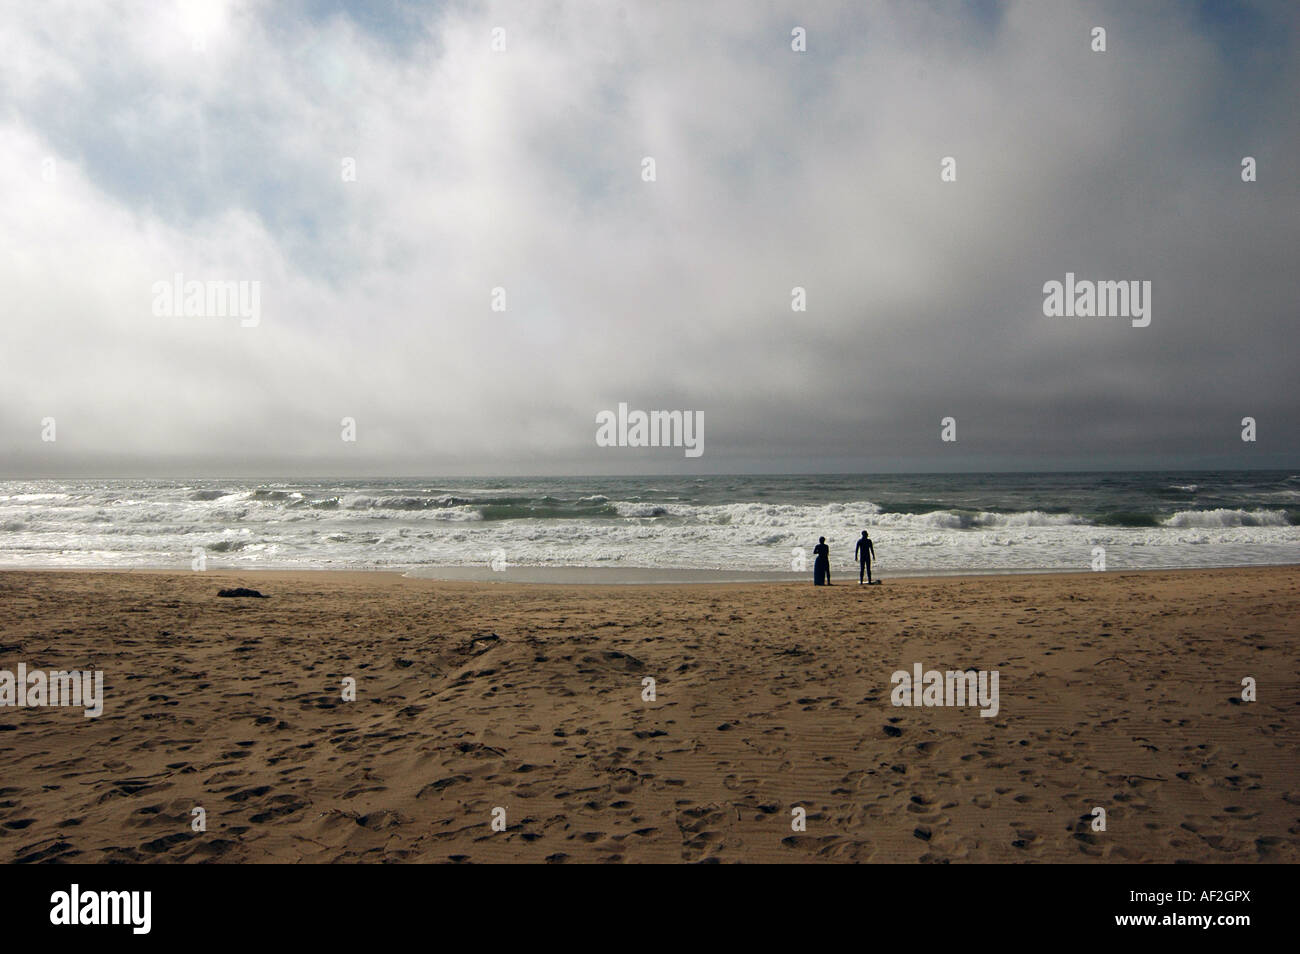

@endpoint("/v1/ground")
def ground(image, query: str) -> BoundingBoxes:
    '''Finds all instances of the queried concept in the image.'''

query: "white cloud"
[1,0,1296,474]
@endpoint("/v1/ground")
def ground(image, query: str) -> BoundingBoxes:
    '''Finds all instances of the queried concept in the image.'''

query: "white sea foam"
[1161,508,1288,528]
[1,480,1296,575]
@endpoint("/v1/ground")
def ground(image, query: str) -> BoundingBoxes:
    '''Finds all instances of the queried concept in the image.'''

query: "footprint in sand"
[675,804,730,862]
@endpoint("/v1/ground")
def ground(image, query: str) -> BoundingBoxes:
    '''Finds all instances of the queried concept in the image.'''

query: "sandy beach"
[0,566,1295,864]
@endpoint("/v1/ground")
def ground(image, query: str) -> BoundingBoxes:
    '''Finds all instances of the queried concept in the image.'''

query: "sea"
[0,472,1296,582]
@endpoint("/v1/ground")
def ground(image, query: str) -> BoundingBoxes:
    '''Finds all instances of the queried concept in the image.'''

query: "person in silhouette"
[813,536,830,585]
[855,530,876,584]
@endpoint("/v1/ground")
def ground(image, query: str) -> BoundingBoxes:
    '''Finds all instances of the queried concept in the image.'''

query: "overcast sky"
[1,0,1296,477]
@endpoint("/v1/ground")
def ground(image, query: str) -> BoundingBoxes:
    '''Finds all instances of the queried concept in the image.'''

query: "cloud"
[1,0,1296,475]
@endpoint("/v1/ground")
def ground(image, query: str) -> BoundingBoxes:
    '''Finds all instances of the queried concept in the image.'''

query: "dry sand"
[0,566,1296,863]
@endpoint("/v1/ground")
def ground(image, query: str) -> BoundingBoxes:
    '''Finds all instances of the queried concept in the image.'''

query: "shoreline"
[1,562,1297,586]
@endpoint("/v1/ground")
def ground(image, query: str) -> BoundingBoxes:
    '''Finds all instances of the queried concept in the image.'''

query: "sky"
[1,0,1296,477]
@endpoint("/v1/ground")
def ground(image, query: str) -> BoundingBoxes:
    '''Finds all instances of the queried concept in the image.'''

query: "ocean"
[1,472,1296,581]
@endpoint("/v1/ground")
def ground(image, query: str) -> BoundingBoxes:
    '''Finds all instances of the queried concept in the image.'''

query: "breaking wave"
[1160,508,1289,528]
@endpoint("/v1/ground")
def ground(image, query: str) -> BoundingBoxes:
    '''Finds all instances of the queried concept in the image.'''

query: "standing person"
[813,536,831,586]
[855,530,876,584]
